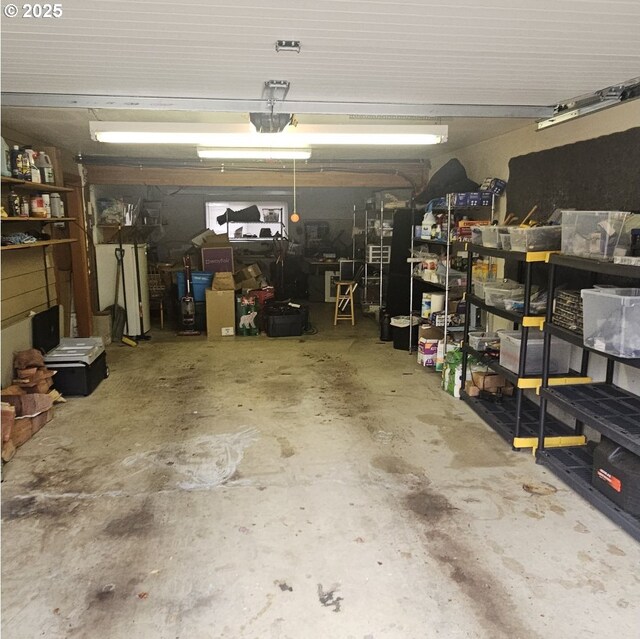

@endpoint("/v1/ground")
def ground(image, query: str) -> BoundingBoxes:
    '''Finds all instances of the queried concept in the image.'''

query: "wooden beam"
[64,176,93,338]
[86,164,425,190]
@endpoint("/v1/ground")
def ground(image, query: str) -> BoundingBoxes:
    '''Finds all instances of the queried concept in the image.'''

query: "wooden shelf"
[1,177,74,193]
[1,239,77,251]
[2,217,75,222]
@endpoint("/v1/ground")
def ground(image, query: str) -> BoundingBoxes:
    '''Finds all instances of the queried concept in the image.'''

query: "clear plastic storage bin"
[561,210,631,260]
[480,225,509,248]
[499,330,572,375]
[499,232,511,251]
[468,331,500,351]
[470,226,484,245]
[509,226,562,252]
[581,288,640,358]
[484,280,525,308]
[473,278,496,300]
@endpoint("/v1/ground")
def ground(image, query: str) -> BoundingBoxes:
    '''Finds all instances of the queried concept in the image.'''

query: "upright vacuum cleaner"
[178,254,200,336]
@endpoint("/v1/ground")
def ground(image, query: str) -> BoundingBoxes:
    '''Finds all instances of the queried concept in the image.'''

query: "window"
[205,201,288,240]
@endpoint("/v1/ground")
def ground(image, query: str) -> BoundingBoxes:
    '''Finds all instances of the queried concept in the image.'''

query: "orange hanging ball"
[290,212,300,223]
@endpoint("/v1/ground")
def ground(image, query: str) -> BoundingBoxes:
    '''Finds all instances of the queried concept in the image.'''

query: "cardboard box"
[465,381,481,397]
[212,271,235,291]
[202,247,234,274]
[234,264,262,284]
[237,277,262,292]
[458,219,490,228]
[468,192,481,207]
[418,325,444,341]
[236,294,259,336]
[479,177,507,195]
[205,289,236,339]
[471,371,507,392]
[192,229,230,248]
[480,191,493,206]
[454,192,470,207]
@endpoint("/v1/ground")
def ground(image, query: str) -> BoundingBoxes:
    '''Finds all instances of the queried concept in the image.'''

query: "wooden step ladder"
[334,280,356,325]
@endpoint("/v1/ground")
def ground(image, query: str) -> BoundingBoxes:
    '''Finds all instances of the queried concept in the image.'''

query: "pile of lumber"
[1,349,65,462]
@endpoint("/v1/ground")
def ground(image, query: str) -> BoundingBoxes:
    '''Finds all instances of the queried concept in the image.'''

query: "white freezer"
[95,243,150,337]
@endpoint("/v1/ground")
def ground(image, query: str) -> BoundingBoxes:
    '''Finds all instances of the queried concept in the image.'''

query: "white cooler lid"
[43,337,105,365]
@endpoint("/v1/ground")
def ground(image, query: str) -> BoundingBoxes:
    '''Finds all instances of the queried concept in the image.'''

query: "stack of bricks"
[1,349,59,462]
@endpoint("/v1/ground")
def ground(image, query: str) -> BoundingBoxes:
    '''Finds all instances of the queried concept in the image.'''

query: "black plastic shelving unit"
[464,345,520,385]
[460,245,553,444]
[536,253,640,537]
[466,293,544,326]
[545,322,640,368]
[538,446,640,542]
[464,344,587,390]
[461,390,572,445]
[540,384,640,456]
[548,253,640,280]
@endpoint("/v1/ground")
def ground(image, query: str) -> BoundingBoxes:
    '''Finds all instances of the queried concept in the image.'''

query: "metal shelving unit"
[536,253,640,538]
[362,201,392,314]
[407,196,495,353]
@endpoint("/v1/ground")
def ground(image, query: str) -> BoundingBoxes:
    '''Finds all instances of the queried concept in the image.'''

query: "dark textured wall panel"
[507,127,640,220]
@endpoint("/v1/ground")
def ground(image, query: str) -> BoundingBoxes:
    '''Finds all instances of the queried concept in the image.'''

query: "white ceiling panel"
[2,0,639,106]
[1,1,638,161]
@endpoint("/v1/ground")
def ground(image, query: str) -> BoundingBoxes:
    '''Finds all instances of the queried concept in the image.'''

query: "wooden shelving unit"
[2,217,76,222]
[1,176,74,193]
[1,239,77,251]
[2,163,92,335]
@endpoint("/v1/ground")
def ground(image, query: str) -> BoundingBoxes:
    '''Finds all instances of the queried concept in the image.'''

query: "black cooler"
[32,306,108,396]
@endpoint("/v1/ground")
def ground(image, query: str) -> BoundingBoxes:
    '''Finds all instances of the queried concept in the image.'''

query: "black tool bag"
[217,204,261,225]
[415,158,479,204]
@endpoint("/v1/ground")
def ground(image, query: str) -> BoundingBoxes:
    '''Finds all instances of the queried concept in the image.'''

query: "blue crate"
[176,271,214,302]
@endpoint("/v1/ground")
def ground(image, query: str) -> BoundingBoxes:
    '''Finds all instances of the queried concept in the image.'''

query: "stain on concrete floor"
[2,307,639,639]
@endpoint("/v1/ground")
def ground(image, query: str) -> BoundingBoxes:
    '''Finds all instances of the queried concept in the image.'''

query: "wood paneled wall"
[1,249,57,329]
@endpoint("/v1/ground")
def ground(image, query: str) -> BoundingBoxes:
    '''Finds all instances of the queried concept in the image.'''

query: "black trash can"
[391,317,419,350]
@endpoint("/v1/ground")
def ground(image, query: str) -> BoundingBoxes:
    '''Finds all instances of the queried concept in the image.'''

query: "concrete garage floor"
[2,304,639,639]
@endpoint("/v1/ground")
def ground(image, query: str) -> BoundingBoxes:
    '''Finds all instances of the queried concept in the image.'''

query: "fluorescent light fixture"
[197,147,311,160]
[90,122,448,146]
[288,123,448,145]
